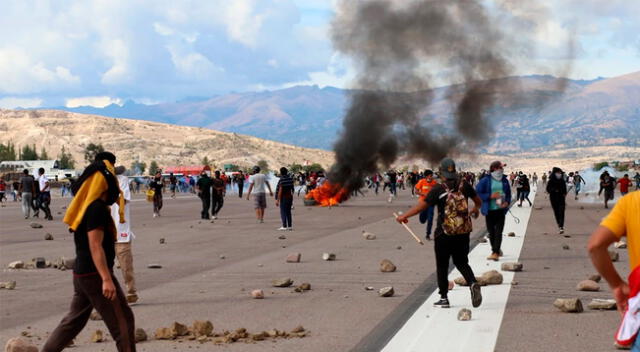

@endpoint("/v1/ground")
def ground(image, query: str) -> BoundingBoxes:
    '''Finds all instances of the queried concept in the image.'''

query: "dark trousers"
[200,193,210,219]
[39,191,52,218]
[42,274,135,352]
[211,194,224,216]
[279,197,293,228]
[389,182,397,196]
[238,183,244,198]
[434,234,476,298]
[419,206,435,236]
[152,193,163,213]
[486,210,506,254]
[549,193,565,228]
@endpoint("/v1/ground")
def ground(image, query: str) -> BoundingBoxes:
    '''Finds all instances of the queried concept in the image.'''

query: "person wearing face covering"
[476,161,511,261]
[546,167,568,234]
[42,152,136,352]
[149,171,164,218]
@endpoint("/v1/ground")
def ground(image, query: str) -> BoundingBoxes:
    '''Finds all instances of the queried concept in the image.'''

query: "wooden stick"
[393,212,424,245]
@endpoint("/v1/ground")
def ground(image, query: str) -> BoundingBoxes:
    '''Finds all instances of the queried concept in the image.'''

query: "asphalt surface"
[0,186,629,351]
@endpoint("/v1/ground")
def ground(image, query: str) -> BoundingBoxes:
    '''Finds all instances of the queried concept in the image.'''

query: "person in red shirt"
[0,179,6,203]
[415,170,439,240]
[618,174,632,196]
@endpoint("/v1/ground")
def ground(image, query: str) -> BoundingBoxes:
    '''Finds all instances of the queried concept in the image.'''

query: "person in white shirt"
[246,166,273,223]
[37,168,53,220]
[110,166,138,304]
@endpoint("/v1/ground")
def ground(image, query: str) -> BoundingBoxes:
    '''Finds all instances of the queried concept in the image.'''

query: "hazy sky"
[0,0,638,109]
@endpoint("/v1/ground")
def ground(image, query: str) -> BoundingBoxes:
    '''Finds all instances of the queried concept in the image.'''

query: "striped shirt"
[276,175,295,200]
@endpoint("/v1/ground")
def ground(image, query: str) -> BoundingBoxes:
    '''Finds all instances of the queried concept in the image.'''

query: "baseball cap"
[439,158,457,180]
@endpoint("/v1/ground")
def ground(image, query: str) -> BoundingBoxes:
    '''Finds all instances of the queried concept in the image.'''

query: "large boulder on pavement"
[272,278,294,287]
[501,262,523,272]
[4,337,38,352]
[380,259,396,272]
[587,299,617,310]
[576,280,600,292]
[458,308,472,321]
[553,298,583,313]
[378,286,394,297]
[479,270,503,285]
[192,320,213,337]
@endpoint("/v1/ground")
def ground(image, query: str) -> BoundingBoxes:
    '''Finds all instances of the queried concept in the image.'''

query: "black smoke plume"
[327,0,572,192]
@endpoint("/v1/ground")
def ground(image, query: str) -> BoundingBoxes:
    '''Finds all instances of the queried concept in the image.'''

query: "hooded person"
[476,161,511,261]
[111,165,138,304]
[396,158,483,309]
[546,166,568,234]
[43,152,136,352]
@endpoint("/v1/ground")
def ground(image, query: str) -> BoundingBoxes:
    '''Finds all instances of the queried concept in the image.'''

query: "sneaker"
[559,227,564,234]
[425,234,431,241]
[259,219,264,223]
[433,298,450,308]
[153,213,158,218]
[470,283,483,308]
[499,250,503,257]
[287,227,293,231]
[277,227,288,231]
[487,253,499,261]
[126,294,139,304]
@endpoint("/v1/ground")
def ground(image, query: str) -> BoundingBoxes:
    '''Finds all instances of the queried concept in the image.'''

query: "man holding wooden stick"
[396,158,483,309]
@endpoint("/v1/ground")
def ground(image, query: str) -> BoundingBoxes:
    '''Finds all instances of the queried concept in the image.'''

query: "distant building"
[0,160,79,179]
[163,165,212,177]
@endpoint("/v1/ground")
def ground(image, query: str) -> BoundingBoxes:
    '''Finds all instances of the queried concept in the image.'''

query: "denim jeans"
[419,206,435,236]
[279,197,293,228]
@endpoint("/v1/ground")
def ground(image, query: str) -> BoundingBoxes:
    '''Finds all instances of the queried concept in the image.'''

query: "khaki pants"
[115,243,136,297]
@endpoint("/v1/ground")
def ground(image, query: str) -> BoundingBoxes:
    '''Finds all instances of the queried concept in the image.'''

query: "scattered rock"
[0,281,17,290]
[501,262,523,272]
[562,244,570,250]
[479,270,504,285]
[135,328,148,342]
[278,235,287,240]
[396,245,402,250]
[588,274,602,283]
[4,337,38,352]
[457,308,472,321]
[362,231,377,240]
[291,325,305,334]
[322,253,336,261]
[251,289,264,299]
[454,276,471,286]
[147,264,162,269]
[507,232,516,237]
[365,286,374,291]
[272,278,294,287]
[8,261,24,269]
[219,255,226,260]
[44,233,54,240]
[171,322,189,336]
[298,282,311,291]
[159,238,165,244]
[90,311,102,321]
[576,280,600,292]
[379,286,395,297]
[563,235,571,238]
[553,298,583,313]
[30,222,43,228]
[192,320,213,337]
[91,329,104,343]
[587,299,617,310]
[63,257,75,270]
[32,257,46,269]
[609,250,619,262]
[155,327,177,340]
[286,253,301,263]
[615,241,627,249]
[511,281,519,286]
[380,259,397,273]
[579,206,585,210]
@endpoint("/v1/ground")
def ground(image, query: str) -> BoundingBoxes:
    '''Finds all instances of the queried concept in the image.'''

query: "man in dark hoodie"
[476,161,511,261]
[546,167,568,234]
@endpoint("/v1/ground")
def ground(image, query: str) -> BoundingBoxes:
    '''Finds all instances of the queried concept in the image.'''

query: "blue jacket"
[476,175,511,216]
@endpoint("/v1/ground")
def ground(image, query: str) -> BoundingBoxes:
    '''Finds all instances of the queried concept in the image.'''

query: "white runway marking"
[383,190,536,352]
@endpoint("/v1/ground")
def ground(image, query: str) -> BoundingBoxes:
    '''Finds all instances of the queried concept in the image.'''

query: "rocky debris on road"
[396,245,402,250]
[501,262,523,272]
[365,286,374,291]
[362,231,377,240]
[0,281,17,290]
[294,283,311,293]
[562,244,570,250]
[171,322,189,336]
[155,327,177,340]
[90,311,102,321]
[52,257,75,271]
[4,337,38,352]
[32,257,46,269]
[615,241,627,249]
[30,222,43,228]
[272,278,294,287]
[251,289,264,299]
[286,253,301,263]
[322,253,336,261]
[379,286,394,297]
[576,280,600,292]
[159,238,165,244]
[192,320,214,337]
[609,250,619,262]
[588,274,602,283]
[147,264,163,269]
[454,276,474,286]
[135,328,148,342]
[278,235,287,240]
[458,308,472,321]
[507,232,516,237]
[8,261,24,269]
[91,329,104,343]
[219,255,226,260]
[479,270,504,285]
[44,233,54,240]
[553,298,584,313]
[587,299,617,310]
[380,259,397,272]
[154,322,308,344]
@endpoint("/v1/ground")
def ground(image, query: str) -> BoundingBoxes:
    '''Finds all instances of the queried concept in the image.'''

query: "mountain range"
[43,72,639,153]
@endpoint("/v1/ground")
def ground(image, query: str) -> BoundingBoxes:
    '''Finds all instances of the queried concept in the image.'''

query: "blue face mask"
[491,170,503,180]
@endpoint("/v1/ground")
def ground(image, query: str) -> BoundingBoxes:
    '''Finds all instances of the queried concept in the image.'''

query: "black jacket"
[546,174,567,196]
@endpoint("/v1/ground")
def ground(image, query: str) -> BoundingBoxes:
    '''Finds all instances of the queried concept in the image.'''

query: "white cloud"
[100,39,131,85]
[0,97,43,109]
[0,48,80,94]
[223,0,265,48]
[66,96,123,108]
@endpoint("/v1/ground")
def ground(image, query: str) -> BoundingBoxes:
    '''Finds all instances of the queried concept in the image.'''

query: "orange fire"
[305,182,350,207]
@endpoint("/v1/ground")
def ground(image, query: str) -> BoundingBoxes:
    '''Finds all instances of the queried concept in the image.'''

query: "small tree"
[58,146,75,169]
[593,161,609,171]
[202,156,211,167]
[257,159,269,174]
[84,143,105,163]
[289,163,303,174]
[130,160,146,175]
[0,142,17,161]
[20,144,38,160]
[149,160,160,175]
[39,147,50,160]
[302,163,324,173]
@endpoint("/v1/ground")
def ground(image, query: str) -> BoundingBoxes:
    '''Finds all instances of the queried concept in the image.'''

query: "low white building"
[0,160,79,179]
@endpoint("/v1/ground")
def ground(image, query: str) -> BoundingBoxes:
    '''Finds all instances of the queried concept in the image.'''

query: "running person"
[169,173,177,198]
[37,167,53,220]
[573,171,586,200]
[414,169,438,240]
[602,174,616,209]
[476,161,511,261]
[211,171,225,219]
[547,167,568,234]
[618,174,632,197]
[149,172,163,217]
